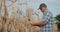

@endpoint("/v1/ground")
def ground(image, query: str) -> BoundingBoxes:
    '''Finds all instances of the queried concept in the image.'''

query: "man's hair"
[38,3,47,10]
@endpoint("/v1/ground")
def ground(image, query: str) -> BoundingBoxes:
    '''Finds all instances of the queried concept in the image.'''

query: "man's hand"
[30,22,36,26]
[38,22,45,26]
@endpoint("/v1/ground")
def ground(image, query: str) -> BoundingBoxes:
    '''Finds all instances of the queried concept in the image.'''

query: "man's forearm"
[33,22,45,26]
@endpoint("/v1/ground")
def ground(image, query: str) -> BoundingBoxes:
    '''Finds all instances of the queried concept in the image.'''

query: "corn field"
[0,0,58,32]
[0,0,40,32]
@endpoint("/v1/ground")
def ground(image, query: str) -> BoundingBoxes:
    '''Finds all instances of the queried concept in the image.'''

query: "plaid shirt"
[40,9,54,32]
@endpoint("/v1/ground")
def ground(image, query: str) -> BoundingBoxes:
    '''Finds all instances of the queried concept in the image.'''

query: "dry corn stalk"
[0,0,3,16]
[1,0,9,32]
[4,0,8,18]
[4,4,8,18]
[0,0,2,10]
[0,16,3,32]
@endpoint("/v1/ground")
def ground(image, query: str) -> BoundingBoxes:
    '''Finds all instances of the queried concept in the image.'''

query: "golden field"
[0,0,58,32]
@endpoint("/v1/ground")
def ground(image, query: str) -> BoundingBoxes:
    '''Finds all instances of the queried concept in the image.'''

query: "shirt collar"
[43,9,48,14]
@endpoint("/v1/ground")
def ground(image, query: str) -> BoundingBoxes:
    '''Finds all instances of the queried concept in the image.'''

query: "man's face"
[40,7,46,12]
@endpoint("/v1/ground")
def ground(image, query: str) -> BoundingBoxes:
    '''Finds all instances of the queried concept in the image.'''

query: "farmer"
[30,3,54,32]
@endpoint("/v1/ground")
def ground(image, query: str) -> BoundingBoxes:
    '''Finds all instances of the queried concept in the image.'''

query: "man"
[30,3,54,32]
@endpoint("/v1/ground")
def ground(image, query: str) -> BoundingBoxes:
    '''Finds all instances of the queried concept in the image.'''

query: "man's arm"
[30,12,52,27]
[30,21,45,27]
